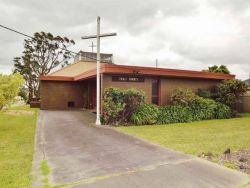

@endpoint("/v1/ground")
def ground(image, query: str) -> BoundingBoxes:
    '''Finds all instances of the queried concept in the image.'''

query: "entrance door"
[152,78,160,105]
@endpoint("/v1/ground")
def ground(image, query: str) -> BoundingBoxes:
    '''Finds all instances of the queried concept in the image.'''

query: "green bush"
[102,87,146,125]
[158,105,193,124]
[131,103,159,125]
[214,103,232,119]
[102,87,125,125]
[157,96,233,125]
[189,98,217,120]
[170,88,198,105]
[103,87,233,126]
[197,88,213,99]
[0,73,24,110]
[215,79,248,108]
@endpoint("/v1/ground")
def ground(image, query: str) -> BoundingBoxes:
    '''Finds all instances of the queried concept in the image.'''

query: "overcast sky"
[0,0,249,79]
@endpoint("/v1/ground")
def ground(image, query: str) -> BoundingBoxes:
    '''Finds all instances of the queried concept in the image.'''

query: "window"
[152,79,160,105]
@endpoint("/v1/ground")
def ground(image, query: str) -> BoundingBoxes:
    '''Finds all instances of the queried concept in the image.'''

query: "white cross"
[81,16,117,125]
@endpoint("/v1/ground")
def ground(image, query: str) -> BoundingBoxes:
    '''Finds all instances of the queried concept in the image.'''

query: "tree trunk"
[28,79,33,103]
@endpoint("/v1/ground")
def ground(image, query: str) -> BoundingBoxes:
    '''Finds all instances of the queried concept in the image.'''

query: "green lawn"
[117,114,250,157]
[0,105,38,188]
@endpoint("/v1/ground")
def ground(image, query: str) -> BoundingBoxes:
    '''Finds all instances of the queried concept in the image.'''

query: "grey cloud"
[170,37,250,66]
[3,0,197,33]
[209,0,250,13]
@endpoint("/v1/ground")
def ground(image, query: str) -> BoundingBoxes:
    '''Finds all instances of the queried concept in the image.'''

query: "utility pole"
[155,58,158,68]
[82,16,117,125]
[89,41,96,52]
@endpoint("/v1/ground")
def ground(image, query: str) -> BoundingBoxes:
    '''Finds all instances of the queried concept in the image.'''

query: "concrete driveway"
[32,110,249,188]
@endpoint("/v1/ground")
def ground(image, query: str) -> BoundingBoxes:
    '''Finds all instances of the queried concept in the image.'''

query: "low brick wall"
[30,101,40,108]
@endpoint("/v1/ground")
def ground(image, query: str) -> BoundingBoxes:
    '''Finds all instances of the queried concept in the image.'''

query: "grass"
[117,114,250,157]
[0,105,38,188]
[40,159,51,188]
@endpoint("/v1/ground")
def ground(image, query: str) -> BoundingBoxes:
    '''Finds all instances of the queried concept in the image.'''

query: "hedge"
[102,87,233,126]
[132,98,233,125]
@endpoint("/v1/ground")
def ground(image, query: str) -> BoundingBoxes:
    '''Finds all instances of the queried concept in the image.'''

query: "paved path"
[32,110,249,188]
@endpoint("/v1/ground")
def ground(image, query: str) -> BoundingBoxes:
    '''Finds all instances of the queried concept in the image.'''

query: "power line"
[0,24,33,39]
[0,24,99,61]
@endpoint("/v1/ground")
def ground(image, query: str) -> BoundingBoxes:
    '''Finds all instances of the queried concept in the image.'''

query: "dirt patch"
[4,110,34,116]
[218,149,250,174]
[198,149,250,174]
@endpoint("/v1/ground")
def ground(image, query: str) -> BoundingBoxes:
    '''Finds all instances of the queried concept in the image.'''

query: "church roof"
[40,62,235,81]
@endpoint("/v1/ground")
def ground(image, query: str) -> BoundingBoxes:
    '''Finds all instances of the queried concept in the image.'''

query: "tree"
[14,55,37,102]
[204,65,230,74]
[14,32,75,100]
[0,73,24,110]
[18,86,28,102]
[215,79,248,108]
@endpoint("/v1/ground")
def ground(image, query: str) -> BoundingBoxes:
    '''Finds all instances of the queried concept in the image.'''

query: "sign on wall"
[112,75,144,82]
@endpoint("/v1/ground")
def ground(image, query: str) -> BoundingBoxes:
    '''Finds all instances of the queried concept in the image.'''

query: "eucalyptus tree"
[14,32,75,100]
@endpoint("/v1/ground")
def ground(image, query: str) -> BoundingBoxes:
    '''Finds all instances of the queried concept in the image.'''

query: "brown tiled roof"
[40,63,235,81]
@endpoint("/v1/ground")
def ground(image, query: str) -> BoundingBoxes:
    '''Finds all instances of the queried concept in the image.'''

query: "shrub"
[102,87,125,125]
[215,79,248,108]
[157,105,193,124]
[214,103,232,119]
[130,103,159,125]
[102,87,146,125]
[157,96,233,125]
[123,88,146,121]
[189,98,217,120]
[170,88,198,105]
[0,73,24,110]
[197,88,213,99]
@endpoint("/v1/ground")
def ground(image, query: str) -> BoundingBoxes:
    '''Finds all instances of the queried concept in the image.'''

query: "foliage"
[170,88,198,105]
[214,103,232,119]
[215,79,248,108]
[158,105,193,124]
[18,86,28,102]
[158,91,233,125]
[102,87,146,125]
[131,103,159,125]
[107,87,234,126]
[204,65,230,74]
[14,31,75,100]
[102,87,126,125]
[189,98,217,121]
[197,88,213,99]
[0,73,24,110]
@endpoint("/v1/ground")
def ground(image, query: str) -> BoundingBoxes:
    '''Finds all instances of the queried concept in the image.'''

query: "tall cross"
[81,16,117,126]
[89,42,96,53]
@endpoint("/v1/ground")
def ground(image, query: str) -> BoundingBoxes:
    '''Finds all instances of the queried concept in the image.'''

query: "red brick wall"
[40,81,87,110]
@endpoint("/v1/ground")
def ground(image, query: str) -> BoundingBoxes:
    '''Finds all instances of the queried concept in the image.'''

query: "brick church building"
[39,51,234,110]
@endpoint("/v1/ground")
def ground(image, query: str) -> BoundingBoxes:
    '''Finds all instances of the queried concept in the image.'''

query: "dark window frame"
[151,78,160,105]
